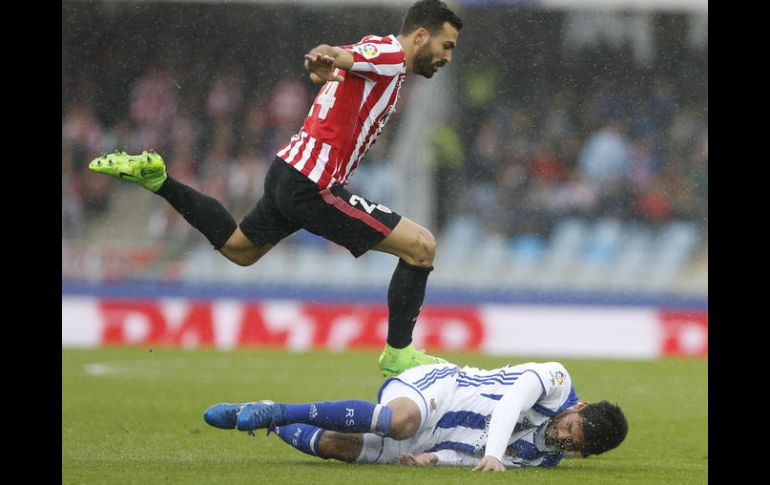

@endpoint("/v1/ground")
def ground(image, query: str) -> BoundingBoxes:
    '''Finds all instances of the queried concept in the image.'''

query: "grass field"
[62,348,707,484]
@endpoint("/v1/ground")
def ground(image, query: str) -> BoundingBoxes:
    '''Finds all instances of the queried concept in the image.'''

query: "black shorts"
[239,158,402,257]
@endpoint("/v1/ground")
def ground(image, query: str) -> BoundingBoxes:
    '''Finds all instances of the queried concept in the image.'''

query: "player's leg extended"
[272,425,364,462]
[208,397,420,439]
[235,399,393,436]
[374,217,447,376]
[89,151,273,266]
[311,378,434,464]
[276,180,445,375]
[318,368,438,464]
[270,426,403,464]
[200,400,357,461]
[271,399,421,463]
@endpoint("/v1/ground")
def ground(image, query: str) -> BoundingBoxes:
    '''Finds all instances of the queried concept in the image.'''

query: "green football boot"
[378,343,449,377]
[88,150,167,193]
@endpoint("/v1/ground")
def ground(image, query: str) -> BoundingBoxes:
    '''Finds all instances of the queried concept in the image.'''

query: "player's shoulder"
[505,361,567,371]
[354,34,402,51]
[541,362,571,387]
[506,362,571,383]
[358,34,392,44]
[534,361,570,380]
[347,34,404,64]
[539,361,569,375]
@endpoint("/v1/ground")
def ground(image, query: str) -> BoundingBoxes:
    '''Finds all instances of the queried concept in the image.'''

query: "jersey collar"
[388,34,404,53]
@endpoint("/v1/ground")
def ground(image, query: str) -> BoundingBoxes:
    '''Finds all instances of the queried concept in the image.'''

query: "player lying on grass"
[204,361,628,470]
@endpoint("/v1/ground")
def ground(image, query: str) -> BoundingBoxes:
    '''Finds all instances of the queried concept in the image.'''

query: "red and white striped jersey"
[276,34,407,188]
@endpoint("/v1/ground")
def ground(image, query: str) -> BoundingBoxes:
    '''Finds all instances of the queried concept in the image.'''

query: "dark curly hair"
[579,401,628,457]
[400,0,463,35]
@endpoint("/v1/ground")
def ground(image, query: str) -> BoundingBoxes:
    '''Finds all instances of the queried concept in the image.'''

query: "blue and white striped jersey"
[380,361,579,467]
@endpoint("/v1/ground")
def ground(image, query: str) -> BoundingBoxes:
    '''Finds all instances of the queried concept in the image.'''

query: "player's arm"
[304,44,354,83]
[474,371,544,472]
[399,452,438,466]
[400,450,483,467]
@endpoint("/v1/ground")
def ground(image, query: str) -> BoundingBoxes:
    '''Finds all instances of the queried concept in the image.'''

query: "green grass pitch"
[62,348,707,484]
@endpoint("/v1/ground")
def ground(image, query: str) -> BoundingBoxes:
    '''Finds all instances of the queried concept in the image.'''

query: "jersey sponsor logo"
[358,43,380,59]
[549,370,566,386]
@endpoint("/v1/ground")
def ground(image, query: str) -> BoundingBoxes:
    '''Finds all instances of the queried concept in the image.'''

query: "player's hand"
[309,72,327,86]
[399,452,438,466]
[472,456,506,472]
[304,53,344,82]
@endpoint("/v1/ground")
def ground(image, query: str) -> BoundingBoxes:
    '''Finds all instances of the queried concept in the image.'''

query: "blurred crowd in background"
[62,2,707,293]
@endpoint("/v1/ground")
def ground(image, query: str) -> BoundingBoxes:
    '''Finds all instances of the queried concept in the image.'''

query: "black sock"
[155,176,237,249]
[386,259,433,348]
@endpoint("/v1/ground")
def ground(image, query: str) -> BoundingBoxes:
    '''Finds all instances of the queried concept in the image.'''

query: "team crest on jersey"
[549,370,566,386]
[358,43,380,59]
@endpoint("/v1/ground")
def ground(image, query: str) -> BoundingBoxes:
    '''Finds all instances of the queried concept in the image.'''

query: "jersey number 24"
[311,81,339,120]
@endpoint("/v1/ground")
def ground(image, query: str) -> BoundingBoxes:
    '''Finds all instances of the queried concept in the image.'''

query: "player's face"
[413,22,459,78]
[545,408,586,454]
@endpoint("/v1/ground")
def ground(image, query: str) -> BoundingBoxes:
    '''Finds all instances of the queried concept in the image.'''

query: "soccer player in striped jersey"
[89,0,462,377]
[203,361,628,471]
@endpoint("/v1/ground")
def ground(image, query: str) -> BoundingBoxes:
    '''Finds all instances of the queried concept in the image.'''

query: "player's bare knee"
[388,411,420,440]
[233,253,259,267]
[422,231,437,265]
[410,228,436,267]
[220,247,258,267]
[220,237,271,267]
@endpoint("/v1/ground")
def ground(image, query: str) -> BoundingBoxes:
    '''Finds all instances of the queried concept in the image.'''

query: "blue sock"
[275,400,392,436]
[274,423,329,459]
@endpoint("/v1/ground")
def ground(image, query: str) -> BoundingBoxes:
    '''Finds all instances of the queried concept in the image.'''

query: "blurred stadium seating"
[62,0,707,299]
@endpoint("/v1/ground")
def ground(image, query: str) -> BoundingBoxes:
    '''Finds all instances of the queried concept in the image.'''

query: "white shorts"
[355,363,461,464]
